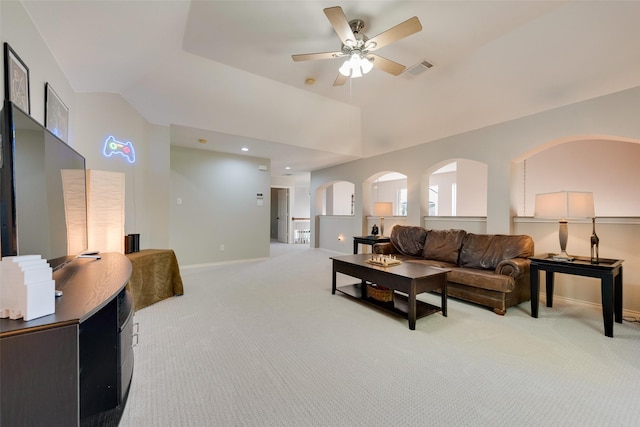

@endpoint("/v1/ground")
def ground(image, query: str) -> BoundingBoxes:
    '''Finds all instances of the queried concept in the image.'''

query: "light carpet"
[120,243,640,426]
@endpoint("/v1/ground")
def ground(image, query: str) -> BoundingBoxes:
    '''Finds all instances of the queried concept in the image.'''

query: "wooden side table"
[353,236,391,254]
[529,253,623,337]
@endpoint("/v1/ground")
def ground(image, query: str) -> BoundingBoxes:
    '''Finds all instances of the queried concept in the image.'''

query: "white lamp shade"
[534,191,595,219]
[361,56,374,73]
[373,202,393,217]
[338,60,351,76]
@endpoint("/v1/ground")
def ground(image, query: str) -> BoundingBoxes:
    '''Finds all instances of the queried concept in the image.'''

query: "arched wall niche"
[421,159,488,217]
[512,135,640,217]
[363,171,408,217]
[362,171,408,237]
[314,180,356,216]
[512,135,640,314]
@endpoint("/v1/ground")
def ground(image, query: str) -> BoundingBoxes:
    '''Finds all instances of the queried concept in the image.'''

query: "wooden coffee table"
[331,254,449,330]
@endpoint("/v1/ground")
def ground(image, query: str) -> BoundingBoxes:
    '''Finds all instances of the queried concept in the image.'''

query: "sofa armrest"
[373,242,397,255]
[495,258,530,278]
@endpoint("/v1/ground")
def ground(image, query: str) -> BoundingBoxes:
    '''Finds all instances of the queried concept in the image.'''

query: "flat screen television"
[1,100,88,270]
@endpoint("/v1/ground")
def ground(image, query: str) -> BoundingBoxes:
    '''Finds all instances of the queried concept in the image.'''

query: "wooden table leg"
[530,263,540,318]
[545,271,554,307]
[614,267,623,324]
[602,273,614,337]
[332,264,337,295]
[441,278,447,317]
[408,281,417,330]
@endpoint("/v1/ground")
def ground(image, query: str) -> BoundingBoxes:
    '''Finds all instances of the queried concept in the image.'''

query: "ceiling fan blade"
[324,6,356,46]
[369,54,406,76]
[333,73,348,86]
[292,51,343,62]
[366,16,422,51]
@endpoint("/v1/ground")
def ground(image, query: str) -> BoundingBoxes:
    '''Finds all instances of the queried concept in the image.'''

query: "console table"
[126,249,184,311]
[1,253,133,426]
[353,235,391,254]
[529,254,623,337]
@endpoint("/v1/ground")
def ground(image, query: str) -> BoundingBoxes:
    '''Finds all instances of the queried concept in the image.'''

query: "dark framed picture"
[3,42,30,114]
[45,82,69,142]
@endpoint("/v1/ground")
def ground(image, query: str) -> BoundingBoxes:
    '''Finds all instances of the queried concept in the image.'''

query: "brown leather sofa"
[373,225,534,315]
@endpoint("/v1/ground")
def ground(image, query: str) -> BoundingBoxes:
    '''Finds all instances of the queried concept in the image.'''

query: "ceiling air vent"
[402,60,433,79]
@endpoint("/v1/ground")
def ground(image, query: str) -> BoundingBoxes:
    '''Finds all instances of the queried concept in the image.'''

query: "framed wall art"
[45,82,69,141]
[3,42,30,114]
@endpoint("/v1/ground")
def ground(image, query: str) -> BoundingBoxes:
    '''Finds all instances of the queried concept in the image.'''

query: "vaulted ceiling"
[22,1,640,180]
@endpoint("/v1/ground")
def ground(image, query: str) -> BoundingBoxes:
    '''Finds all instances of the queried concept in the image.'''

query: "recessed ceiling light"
[285,166,291,170]
[241,147,249,152]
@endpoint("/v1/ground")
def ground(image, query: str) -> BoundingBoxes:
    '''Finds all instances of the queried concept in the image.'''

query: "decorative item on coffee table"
[366,254,402,266]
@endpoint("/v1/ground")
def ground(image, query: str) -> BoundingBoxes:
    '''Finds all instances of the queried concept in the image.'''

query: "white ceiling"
[22,1,640,181]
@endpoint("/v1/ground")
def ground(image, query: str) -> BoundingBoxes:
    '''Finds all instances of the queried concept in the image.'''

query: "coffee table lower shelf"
[336,283,441,320]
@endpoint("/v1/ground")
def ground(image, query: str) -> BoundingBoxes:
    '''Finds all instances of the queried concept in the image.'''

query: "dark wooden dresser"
[1,253,133,426]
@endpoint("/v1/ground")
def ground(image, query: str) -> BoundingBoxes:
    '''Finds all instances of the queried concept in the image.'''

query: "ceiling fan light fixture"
[361,56,374,74]
[339,52,372,78]
[293,7,422,86]
[351,64,363,78]
[338,59,351,76]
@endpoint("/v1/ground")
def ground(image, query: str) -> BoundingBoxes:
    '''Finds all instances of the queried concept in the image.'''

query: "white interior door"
[277,189,289,243]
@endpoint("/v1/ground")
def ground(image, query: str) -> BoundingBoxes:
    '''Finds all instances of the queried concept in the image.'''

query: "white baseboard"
[181,256,269,270]
[541,292,640,318]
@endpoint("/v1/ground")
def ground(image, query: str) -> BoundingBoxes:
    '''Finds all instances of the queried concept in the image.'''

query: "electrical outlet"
[176,198,182,205]
[220,244,225,252]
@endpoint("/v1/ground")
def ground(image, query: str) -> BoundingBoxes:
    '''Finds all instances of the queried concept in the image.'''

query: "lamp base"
[554,220,573,261]
[552,250,573,262]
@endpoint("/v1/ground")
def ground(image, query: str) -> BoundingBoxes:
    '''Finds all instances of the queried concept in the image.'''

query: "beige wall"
[515,138,640,217]
[73,93,152,249]
[312,87,640,235]
[170,147,271,265]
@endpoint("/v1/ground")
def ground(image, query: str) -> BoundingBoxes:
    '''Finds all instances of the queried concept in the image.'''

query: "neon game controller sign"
[103,136,136,163]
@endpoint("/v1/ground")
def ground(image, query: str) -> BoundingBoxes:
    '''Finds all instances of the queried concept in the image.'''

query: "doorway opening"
[270,187,290,243]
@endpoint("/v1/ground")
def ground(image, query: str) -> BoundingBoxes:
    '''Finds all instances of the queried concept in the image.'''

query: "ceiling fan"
[292,6,422,86]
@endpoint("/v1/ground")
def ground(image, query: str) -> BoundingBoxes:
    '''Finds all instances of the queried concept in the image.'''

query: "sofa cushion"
[389,225,428,256]
[421,229,466,264]
[459,234,534,270]
[447,267,515,293]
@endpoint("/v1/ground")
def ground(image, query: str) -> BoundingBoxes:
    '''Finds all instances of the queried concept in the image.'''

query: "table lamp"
[534,191,594,261]
[373,202,393,237]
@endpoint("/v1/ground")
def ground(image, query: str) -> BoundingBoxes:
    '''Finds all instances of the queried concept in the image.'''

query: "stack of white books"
[0,255,55,321]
